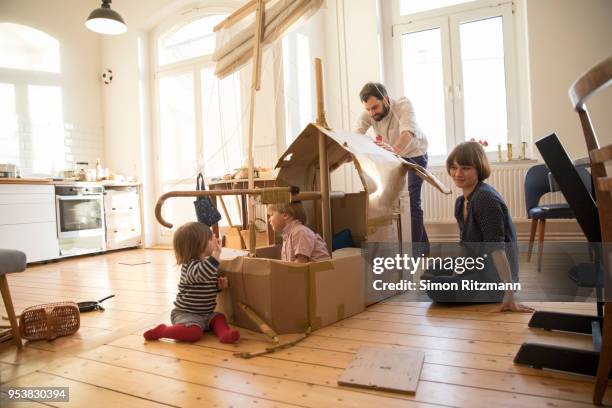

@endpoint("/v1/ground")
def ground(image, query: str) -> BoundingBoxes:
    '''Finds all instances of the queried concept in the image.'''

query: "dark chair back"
[524,164,552,213]
[525,163,592,214]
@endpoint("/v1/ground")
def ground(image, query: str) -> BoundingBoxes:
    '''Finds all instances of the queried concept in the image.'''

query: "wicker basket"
[19,302,80,341]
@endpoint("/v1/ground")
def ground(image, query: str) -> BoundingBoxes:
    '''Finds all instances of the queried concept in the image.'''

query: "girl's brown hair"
[267,202,307,224]
[173,222,213,265]
[446,141,491,181]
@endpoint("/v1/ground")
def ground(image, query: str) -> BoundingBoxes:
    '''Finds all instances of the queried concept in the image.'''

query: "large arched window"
[0,23,64,175]
[0,23,60,72]
[157,14,226,66]
[154,11,243,238]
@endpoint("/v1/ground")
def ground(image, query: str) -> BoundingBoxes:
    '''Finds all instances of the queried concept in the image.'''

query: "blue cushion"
[332,229,354,251]
[528,204,574,220]
[0,249,26,275]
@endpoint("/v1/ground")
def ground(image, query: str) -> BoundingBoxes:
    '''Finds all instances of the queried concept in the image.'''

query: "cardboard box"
[220,226,272,249]
[217,246,364,334]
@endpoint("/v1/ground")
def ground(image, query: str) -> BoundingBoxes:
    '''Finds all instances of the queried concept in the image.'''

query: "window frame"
[391,0,520,164]
[150,6,242,242]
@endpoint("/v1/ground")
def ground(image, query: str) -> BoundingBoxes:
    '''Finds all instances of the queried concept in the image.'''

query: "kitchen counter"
[0,178,140,187]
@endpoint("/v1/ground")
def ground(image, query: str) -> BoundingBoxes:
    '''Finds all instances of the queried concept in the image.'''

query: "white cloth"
[354,97,429,158]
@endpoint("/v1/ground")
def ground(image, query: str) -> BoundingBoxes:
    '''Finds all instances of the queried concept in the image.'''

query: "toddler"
[143,222,240,343]
[267,202,330,262]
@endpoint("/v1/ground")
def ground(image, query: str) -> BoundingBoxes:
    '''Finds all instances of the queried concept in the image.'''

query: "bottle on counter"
[96,158,103,181]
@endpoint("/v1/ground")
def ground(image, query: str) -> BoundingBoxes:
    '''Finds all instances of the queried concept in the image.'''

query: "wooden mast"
[246,0,265,255]
[314,58,331,254]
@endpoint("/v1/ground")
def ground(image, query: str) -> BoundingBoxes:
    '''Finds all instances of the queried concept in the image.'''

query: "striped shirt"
[173,256,220,314]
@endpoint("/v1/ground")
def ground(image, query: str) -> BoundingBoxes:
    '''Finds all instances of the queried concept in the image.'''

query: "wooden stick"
[245,0,265,256]
[252,0,265,91]
[213,0,274,32]
[234,329,311,359]
[218,196,247,249]
[239,302,279,343]
[314,58,332,254]
[314,58,329,129]
[154,188,329,229]
[155,187,291,228]
[214,0,257,32]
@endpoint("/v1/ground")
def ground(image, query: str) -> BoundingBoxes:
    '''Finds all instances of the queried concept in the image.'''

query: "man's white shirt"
[354,97,429,158]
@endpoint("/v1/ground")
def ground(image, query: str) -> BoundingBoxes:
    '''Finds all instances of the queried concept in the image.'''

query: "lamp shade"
[86,1,127,35]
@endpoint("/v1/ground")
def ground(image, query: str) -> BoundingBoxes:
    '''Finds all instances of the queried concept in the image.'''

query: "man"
[354,82,430,255]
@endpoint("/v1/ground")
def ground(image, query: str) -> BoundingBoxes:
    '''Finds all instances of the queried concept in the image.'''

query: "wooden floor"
[0,248,611,407]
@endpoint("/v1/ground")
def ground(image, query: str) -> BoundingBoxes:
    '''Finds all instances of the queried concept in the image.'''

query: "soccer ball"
[101,69,113,84]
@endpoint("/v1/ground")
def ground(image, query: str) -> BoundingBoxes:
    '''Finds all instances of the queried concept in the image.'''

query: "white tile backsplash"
[1,121,105,176]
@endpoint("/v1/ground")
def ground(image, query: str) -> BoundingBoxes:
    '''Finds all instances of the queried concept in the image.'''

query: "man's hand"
[374,140,397,153]
[217,276,229,290]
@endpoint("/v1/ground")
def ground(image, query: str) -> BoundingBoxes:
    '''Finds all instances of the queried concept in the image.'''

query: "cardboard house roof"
[274,123,450,213]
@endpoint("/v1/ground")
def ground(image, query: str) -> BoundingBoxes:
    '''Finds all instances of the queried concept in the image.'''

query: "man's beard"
[372,104,390,122]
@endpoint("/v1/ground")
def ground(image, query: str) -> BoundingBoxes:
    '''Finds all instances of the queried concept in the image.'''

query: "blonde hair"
[267,202,307,224]
[446,142,491,181]
[173,222,213,265]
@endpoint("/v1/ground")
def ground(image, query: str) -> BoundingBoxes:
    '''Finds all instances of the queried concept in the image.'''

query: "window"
[157,15,226,66]
[399,0,477,16]
[393,1,518,159]
[0,84,19,165]
[282,32,314,146]
[0,23,60,72]
[0,23,64,176]
[28,85,66,174]
[154,12,243,238]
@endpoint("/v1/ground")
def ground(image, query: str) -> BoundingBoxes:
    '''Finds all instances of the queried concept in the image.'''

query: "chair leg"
[594,302,612,405]
[527,219,538,262]
[537,219,546,272]
[0,275,22,349]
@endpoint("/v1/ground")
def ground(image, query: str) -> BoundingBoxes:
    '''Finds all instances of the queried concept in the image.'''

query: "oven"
[55,185,106,257]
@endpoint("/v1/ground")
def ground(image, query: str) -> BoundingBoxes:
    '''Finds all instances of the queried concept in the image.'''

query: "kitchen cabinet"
[104,186,142,250]
[0,184,60,262]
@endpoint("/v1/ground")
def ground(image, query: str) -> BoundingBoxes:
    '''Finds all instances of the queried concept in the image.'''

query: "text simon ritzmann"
[373,279,521,291]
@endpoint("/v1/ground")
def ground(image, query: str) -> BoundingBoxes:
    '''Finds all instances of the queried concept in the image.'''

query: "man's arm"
[391,130,415,153]
[393,98,421,154]
[375,130,415,154]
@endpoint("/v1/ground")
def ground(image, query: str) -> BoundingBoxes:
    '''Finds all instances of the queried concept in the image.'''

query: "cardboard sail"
[213,0,324,79]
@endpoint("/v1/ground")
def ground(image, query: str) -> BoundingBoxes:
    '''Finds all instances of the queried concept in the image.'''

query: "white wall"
[323,0,383,193]
[0,0,104,175]
[526,0,612,159]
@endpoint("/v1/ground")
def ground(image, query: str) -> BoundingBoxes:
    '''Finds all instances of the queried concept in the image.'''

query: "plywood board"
[338,346,424,394]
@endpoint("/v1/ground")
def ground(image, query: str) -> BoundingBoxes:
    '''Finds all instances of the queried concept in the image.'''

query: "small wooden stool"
[0,249,26,349]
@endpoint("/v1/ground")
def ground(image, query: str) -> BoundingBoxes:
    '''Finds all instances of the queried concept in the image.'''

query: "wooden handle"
[314,58,329,128]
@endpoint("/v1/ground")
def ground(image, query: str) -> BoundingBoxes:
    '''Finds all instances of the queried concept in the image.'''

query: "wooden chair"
[569,54,612,405]
[0,249,25,349]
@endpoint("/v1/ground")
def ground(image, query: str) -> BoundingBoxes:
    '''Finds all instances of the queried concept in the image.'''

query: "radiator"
[422,162,566,223]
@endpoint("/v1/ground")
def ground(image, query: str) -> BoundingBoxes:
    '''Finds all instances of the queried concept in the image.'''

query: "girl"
[143,222,240,343]
[446,142,534,313]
